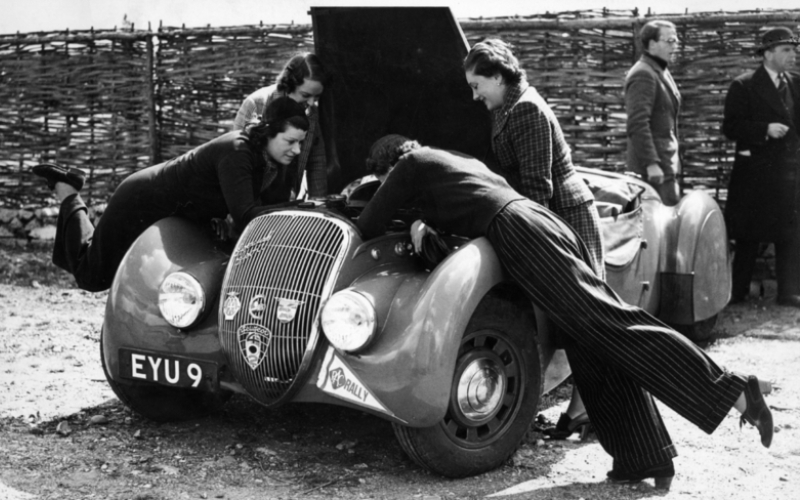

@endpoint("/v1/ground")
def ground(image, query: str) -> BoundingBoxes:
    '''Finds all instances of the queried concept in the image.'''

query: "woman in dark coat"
[33,97,309,292]
[358,134,772,490]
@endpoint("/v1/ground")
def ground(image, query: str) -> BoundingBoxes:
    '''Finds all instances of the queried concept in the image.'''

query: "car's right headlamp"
[320,289,376,353]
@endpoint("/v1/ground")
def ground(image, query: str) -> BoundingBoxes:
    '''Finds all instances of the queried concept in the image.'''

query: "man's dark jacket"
[722,65,800,241]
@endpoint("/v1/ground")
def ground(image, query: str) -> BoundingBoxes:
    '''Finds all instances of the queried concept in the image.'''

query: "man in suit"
[722,27,800,307]
[625,20,683,206]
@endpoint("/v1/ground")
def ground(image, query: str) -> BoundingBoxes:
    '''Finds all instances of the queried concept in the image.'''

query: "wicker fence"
[2,9,800,210]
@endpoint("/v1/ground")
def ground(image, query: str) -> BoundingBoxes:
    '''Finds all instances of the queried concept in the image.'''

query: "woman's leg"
[487,200,752,465]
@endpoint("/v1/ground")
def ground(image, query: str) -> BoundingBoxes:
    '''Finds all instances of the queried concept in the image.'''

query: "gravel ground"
[1,246,799,500]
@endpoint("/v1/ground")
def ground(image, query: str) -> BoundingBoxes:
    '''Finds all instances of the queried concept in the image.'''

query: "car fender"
[659,190,731,324]
[307,237,508,427]
[102,217,229,385]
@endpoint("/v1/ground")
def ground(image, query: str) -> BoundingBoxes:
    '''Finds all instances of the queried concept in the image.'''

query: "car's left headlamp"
[158,272,205,329]
[320,290,376,353]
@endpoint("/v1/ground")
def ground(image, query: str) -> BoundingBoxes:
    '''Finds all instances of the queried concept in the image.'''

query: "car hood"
[311,7,492,190]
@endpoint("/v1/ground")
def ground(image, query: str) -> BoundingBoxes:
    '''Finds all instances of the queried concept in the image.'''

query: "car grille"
[219,211,349,406]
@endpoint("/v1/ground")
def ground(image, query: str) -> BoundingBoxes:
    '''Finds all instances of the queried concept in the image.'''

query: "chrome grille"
[219,211,349,406]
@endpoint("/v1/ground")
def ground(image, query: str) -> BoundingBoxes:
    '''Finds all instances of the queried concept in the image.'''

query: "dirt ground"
[1,246,799,500]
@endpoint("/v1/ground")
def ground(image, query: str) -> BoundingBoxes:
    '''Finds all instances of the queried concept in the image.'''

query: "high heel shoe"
[740,375,773,448]
[607,460,674,491]
[32,163,86,191]
[542,411,592,440]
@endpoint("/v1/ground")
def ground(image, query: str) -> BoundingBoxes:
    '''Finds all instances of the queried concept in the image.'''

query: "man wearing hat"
[625,20,683,206]
[722,26,800,307]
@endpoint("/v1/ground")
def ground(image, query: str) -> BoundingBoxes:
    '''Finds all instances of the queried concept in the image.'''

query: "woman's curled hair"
[464,39,525,86]
[244,97,309,151]
[366,134,422,177]
[276,53,331,94]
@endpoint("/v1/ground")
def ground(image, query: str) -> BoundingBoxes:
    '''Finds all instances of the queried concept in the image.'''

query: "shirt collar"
[764,65,783,87]
[496,80,529,117]
[644,52,668,70]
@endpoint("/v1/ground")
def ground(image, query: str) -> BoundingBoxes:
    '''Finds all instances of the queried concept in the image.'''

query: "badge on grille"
[238,323,272,370]
[275,297,304,323]
[223,292,241,320]
[248,295,267,319]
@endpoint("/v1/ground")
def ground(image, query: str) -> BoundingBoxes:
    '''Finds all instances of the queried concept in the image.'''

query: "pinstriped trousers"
[486,199,746,470]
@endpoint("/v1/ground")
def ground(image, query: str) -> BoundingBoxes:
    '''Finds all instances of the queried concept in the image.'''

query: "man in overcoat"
[625,20,683,206]
[722,27,800,307]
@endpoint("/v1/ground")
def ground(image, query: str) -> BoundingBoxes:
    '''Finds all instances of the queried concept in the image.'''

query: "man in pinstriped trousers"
[357,135,773,488]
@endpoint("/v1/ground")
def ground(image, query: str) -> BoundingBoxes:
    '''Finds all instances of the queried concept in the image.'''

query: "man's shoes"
[740,375,774,448]
[32,163,86,191]
[776,295,800,308]
[607,459,674,490]
[542,411,592,440]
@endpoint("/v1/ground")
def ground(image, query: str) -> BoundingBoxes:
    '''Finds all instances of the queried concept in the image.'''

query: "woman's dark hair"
[276,53,331,94]
[244,97,309,151]
[639,20,676,51]
[365,134,422,176]
[463,39,525,85]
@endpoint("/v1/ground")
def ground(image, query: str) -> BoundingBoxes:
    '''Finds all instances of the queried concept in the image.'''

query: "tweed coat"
[490,81,604,276]
[625,55,682,178]
[722,65,800,241]
[233,84,329,198]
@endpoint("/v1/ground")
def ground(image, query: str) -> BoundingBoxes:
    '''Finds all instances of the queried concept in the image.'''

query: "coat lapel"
[641,56,681,112]
[753,65,791,120]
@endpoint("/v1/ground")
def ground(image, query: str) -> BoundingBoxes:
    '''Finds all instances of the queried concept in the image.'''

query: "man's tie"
[779,73,793,108]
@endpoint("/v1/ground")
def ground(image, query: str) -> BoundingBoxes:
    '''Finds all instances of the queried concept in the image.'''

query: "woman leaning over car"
[32,97,309,293]
[233,52,332,199]
[464,38,603,439]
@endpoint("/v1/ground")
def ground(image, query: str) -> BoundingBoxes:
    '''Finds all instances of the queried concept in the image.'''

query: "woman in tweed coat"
[233,53,332,199]
[465,39,603,438]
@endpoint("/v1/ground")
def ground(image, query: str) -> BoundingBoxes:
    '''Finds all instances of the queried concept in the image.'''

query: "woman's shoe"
[607,460,674,491]
[32,163,86,191]
[542,411,591,440]
[740,375,773,448]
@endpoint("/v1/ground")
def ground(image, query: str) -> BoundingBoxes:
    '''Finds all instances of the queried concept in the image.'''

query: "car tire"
[670,314,719,348]
[100,335,231,422]
[392,290,542,478]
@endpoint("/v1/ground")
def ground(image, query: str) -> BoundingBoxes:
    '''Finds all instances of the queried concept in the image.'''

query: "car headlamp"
[320,290,376,352]
[158,272,205,329]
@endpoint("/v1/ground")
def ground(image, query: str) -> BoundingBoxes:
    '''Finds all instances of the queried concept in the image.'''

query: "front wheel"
[100,335,231,422]
[392,291,542,478]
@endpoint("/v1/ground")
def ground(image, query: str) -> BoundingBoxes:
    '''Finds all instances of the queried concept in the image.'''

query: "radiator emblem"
[222,292,241,320]
[275,298,304,323]
[239,323,272,370]
[248,295,267,319]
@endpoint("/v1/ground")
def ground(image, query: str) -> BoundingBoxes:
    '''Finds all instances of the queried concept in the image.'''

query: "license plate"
[119,348,219,391]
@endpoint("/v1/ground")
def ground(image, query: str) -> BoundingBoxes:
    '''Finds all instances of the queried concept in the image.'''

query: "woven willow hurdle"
[2,9,799,209]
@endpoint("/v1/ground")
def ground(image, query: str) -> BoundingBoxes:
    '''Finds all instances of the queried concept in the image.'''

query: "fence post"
[146,35,159,165]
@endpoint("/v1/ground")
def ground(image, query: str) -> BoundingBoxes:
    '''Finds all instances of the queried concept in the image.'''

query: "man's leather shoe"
[32,163,86,191]
[607,460,674,490]
[740,375,773,448]
[776,295,800,308]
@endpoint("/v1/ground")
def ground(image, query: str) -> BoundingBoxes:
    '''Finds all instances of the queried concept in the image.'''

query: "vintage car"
[100,7,731,478]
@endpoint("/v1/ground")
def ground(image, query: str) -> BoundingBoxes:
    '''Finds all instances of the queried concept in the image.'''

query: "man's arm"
[721,79,771,146]
[625,71,661,173]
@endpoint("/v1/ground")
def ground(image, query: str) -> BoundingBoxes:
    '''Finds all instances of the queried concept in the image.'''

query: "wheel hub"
[453,352,506,426]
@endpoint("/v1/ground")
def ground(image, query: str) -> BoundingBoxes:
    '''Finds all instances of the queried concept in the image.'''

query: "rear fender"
[102,217,230,385]
[660,191,731,324]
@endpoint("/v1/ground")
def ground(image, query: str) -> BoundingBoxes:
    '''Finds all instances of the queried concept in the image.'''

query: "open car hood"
[311,7,492,190]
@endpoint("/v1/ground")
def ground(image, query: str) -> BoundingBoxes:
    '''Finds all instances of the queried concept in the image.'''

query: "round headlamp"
[320,290,376,352]
[158,272,205,329]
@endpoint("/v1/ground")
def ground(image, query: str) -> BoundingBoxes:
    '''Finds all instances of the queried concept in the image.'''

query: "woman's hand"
[211,214,237,241]
[410,219,437,254]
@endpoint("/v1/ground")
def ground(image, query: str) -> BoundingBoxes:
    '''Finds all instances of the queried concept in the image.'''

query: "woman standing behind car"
[234,52,332,199]
[464,39,604,440]
[32,97,309,293]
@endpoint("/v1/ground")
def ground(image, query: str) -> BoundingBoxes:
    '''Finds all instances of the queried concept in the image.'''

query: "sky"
[1,0,798,35]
